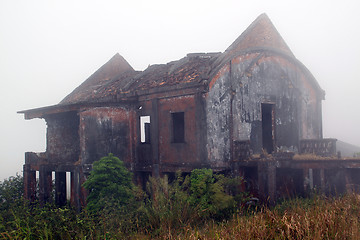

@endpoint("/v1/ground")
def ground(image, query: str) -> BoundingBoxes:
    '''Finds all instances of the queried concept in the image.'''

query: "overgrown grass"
[2,194,360,239]
[2,173,360,239]
[156,193,360,240]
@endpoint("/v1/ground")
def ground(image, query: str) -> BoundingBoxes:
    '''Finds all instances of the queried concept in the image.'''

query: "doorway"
[261,103,275,153]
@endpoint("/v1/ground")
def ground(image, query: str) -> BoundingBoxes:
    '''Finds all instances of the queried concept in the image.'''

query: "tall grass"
[2,194,360,239]
[2,173,360,239]
[160,193,360,240]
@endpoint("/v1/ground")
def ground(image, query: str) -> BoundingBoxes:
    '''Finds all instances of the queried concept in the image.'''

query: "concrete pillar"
[55,172,66,206]
[79,172,87,208]
[39,166,52,205]
[23,164,36,201]
[344,169,353,193]
[257,163,267,201]
[320,168,325,193]
[303,168,309,193]
[237,167,246,192]
[230,161,239,178]
[71,171,81,212]
[309,169,314,190]
[302,168,313,196]
[267,164,276,205]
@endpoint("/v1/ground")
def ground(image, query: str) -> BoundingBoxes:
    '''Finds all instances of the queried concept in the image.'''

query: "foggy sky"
[0,0,359,180]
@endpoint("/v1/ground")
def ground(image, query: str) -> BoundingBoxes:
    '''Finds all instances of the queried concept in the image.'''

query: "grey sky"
[0,0,359,180]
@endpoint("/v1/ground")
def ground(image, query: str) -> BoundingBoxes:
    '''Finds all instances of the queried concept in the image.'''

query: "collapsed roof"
[19,13,324,119]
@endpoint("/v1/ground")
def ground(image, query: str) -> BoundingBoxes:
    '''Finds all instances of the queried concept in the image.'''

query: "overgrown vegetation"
[168,194,360,239]
[82,153,136,214]
[1,156,360,239]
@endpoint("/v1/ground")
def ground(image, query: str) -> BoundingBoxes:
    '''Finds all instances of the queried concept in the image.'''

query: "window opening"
[172,112,185,143]
[140,116,151,143]
[261,103,275,153]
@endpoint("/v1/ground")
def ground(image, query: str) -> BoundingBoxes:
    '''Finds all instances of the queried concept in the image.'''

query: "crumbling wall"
[158,95,199,169]
[231,53,302,153]
[207,52,322,159]
[45,111,79,162]
[79,106,136,167]
[206,64,231,168]
[299,76,322,140]
[137,94,207,173]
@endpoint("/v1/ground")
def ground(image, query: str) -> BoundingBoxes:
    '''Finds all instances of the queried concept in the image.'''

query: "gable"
[209,13,323,98]
[60,53,135,105]
[225,13,294,57]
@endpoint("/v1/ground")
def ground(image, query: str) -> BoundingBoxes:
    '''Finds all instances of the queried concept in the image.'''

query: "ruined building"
[19,14,360,208]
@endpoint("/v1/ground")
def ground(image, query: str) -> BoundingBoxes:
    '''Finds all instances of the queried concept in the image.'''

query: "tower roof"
[225,13,294,57]
[60,53,135,105]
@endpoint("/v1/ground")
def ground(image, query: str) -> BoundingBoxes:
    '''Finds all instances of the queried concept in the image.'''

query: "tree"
[82,153,134,213]
[0,174,24,207]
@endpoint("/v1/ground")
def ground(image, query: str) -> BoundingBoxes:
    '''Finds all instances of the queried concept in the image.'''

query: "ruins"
[19,14,360,208]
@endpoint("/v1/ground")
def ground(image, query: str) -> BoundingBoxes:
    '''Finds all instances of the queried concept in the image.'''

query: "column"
[309,169,314,190]
[320,168,325,193]
[151,98,160,178]
[238,167,246,192]
[344,169,353,193]
[23,164,36,201]
[55,172,66,206]
[267,163,276,205]
[39,166,52,205]
[303,168,309,194]
[71,170,81,212]
[257,162,267,201]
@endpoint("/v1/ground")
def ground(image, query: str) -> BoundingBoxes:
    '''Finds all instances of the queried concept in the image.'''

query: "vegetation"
[142,169,245,236]
[82,153,135,214]
[0,174,23,209]
[1,156,360,239]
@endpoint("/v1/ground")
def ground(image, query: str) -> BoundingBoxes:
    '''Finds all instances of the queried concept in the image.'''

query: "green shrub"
[0,167,249,238]
[0,174,23,208]
[82,153,135,214]
[143,169,247,235]
[82,153,148,238]
[144,172,198,235]
[0,174,24,234]
[188,169,236,219]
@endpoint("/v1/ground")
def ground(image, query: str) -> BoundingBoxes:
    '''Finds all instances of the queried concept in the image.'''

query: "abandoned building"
[19,13,360,208]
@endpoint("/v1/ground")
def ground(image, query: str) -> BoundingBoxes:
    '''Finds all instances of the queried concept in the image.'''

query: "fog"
[0,0,359,180]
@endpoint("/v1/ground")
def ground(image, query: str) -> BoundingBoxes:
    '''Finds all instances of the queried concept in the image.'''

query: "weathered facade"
[19,14,360,208]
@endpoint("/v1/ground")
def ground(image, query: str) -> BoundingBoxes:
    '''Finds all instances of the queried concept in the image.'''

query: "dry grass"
[140,193,360,240]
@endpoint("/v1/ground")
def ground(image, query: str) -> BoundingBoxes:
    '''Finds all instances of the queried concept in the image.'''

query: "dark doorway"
[261,103,275,153]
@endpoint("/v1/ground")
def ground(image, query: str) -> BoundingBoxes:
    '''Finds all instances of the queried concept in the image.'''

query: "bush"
[82,153,147,237]
[143,169,247,235]
[188,169,236,219]
[82,153,135,214]
[0,174,25,233]
[0,174,24,207]
[0,167,249,238]
[144,172,198,235]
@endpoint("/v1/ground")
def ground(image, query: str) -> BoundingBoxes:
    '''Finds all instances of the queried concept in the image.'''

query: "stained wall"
[137,93,208,173]
[79,106,137,167]
[206,51,323,167]
[45,111,79,163]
